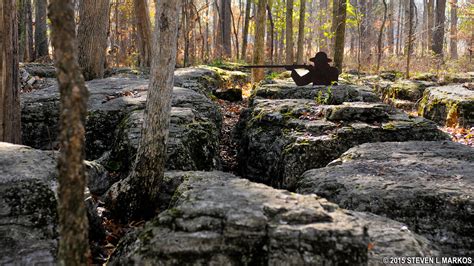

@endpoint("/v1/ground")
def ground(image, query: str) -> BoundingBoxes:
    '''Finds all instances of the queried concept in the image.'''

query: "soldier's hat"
[309,52,332,63]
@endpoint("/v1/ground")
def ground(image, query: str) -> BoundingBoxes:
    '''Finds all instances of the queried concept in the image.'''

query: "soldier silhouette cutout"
[286,52,340,86]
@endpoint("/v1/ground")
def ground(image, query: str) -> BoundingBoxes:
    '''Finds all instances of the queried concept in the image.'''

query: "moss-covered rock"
[109,171,439,265]
[236,99,449,189]
[21,78,222,160]
[297,141,474,256]
[108,107,220,176]
[418,85,474,128]
[381,80,435,102]
[251,83,380,103]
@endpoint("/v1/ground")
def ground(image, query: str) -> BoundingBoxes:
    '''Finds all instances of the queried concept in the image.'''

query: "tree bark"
[333,0,347,71]
[0,0,21,144]
[241,0,251,61]
[49,0,91,264]
[387,0,395,55]
[19,0,34,62]
[449,0,457,59]
[134,0,153,67]
[35,0,48,58]
[432,0,446,56]
[296,0,306,64]
[285,0,294,64]
[252,0,267,82]
[77,0,110,80]
[218,0,232,58]
[406,0,414,78]
[427,0,434,51]
[266,1,275,63]
[377,0,387,73]
[107,0,182,221]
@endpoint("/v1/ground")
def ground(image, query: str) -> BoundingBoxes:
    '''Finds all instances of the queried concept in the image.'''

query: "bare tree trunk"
[377,0,388,73]
[267,1,275,64]
[0,0,21,144]
[49,0,90,264]
[319,0,329,52]
[427,0,434,51]
[77,0,110,80]
[253,0,267,82]
[107,0,182,221]
[449,0,457,59]
[35,0,48,58]
[406,0,414,78]
[296,0,306,64]
[285,0,294,64]
[396,0,402,55]
[218,0,232,58]
[134,0,153,67]
[432,0,446,56]
[241,0,251,61]
[230,4,240,59]
[19,0,34,62]
[387,0,395,55]
[333,0,347,71]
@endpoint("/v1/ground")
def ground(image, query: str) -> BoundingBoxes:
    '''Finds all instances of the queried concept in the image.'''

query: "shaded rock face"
[110,171,440,265]
[108,107,220,175]
[418,85,474,128]
[251,83,380,104]
[236,97,449,189]
[21,78,222,166]
[379,80,435,102]
[296,141,474,256]
[109,171,370,265]
[0,143,58,265]
[0,142,111,265]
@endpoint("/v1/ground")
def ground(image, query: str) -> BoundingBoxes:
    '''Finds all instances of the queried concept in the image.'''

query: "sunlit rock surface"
[109,171,439,265]
[418,85,474,128]
[236,98,448,189]
[297,141,474,256]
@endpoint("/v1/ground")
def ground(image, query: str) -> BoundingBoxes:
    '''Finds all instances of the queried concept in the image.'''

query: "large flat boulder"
[236,99,449,189]
[418,85,474,128]
[0,142,113,264]
[21,78,222,165]
[0,143,58,265]
[109,171,439,265]
[297,141,474,256]
[107,107,220,175]
[251,83,380,103]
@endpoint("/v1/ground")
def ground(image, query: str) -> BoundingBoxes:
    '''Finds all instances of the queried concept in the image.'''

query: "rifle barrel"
[243,65,308,69]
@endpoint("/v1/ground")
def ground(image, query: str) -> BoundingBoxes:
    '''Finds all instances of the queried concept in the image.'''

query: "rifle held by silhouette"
[242,64,309,70]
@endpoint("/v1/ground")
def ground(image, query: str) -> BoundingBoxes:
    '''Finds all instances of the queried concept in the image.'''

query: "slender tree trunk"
[230,4,240,59]
[267,1,275,63]
[396,0,402,55]
[449,0,457,59]
[218,0,232,58]
[377,0,388,73]
[387,0,395,55]
[19,0,34,62]
[253,0,267,82]
[406,0,414,78]
[49,0,90,264]
[241,0,251,60]
[432,0,446,56]
[35,0,48,58]
[77,0,110,80]
[107,0,182,221]
[285,0,294,64]
[333,0,347,71]
[0,0,21,144]
[427,0,434,51]
[134,0,153,67]
[296,0,306,64]
[319,0,329,52]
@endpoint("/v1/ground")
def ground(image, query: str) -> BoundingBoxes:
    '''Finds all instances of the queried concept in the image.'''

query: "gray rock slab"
[109,171,439,265]
[297,141,474,256]
[236,99,449,189]
[418,85,474,128]
[21,77,222,161]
